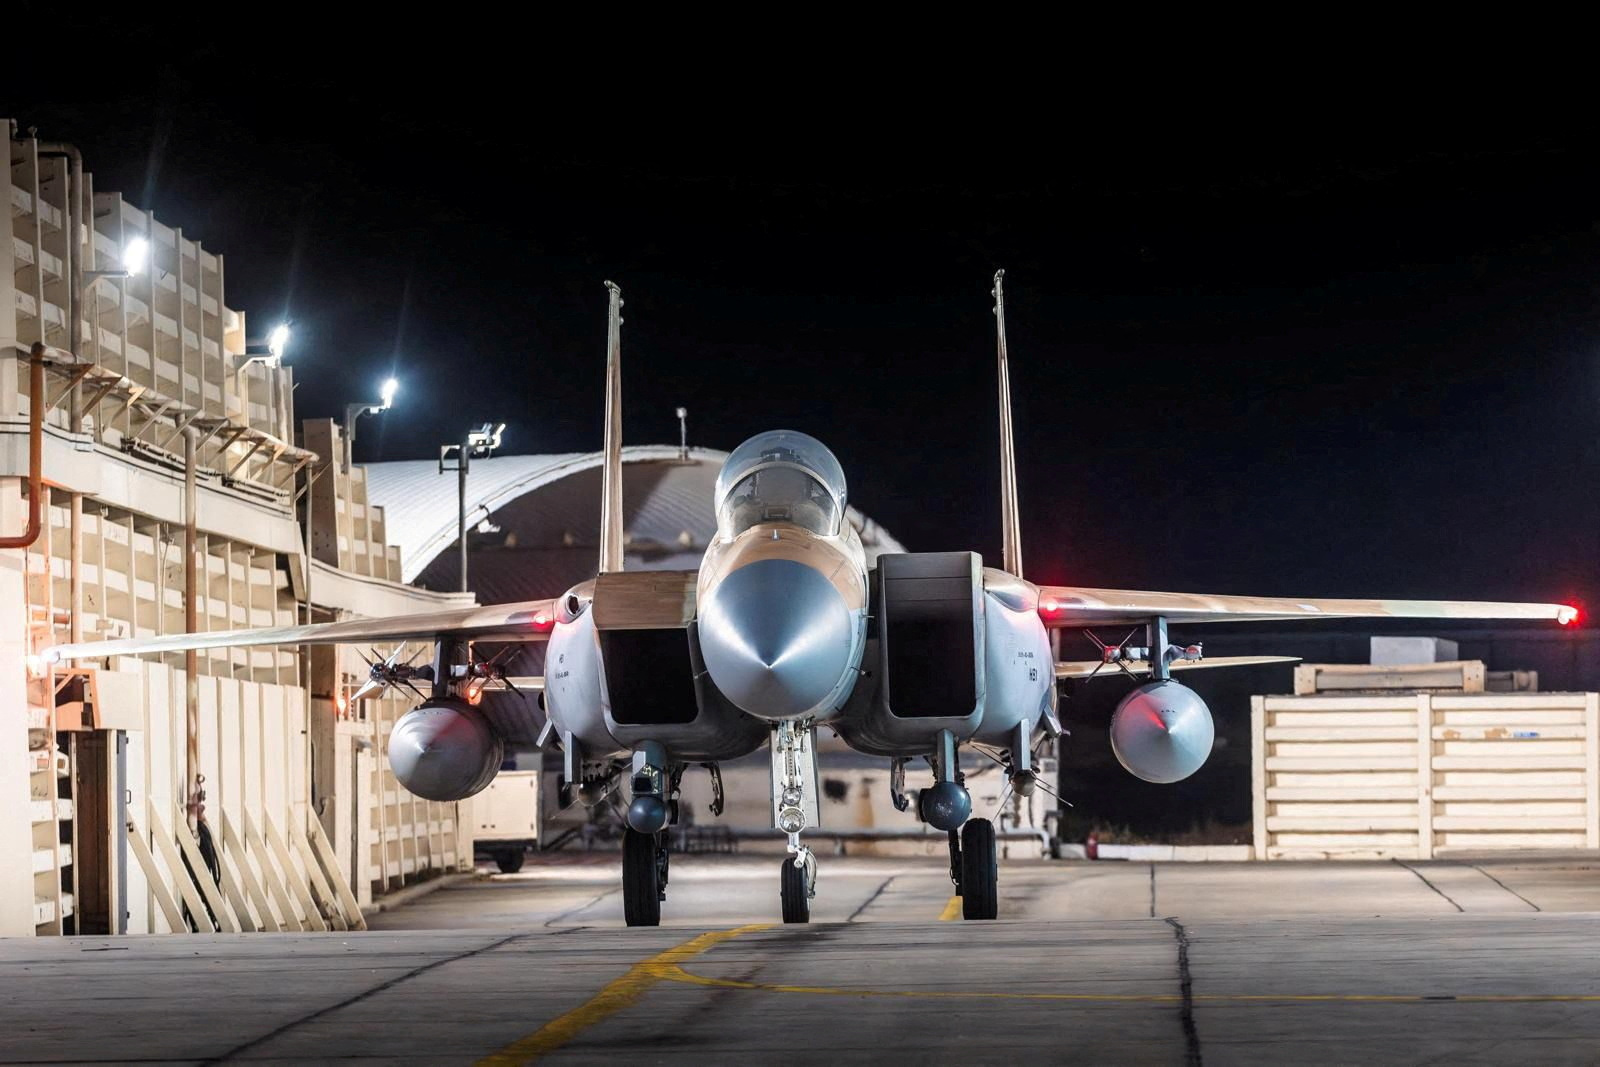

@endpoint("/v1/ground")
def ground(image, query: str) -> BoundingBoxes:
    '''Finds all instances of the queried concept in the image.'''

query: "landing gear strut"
[772,721,819,923]
[623,828,668,927]
[920,730,996,920]
[622,740,680,926]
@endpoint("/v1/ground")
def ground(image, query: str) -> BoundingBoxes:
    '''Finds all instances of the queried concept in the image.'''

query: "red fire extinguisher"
[1086,830,1099,860]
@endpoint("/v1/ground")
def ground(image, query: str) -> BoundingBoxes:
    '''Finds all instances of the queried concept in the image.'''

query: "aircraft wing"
[43,598,558,664]
[1035,586,1577,628]
[1054,655,1299,679]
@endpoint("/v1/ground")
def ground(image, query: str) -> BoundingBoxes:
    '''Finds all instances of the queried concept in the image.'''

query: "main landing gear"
[623,828,669,927]
[958,818,998,920]
[622,740,680,928]
[920,728,997,921]
[941,817,999,921]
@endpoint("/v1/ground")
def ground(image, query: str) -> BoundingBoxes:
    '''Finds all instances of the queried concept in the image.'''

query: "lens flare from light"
[122,236,149,276]
[267,323,291,360]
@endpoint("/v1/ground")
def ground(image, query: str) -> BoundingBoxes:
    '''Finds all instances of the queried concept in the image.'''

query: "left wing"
[1035,586,1577,628]
[43,598,558,664]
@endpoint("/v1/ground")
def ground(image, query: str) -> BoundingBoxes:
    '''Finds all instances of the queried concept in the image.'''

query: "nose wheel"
[623,828,668,927]
[780,851,813,923]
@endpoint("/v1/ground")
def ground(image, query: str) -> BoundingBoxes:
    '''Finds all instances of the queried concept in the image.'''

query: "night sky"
[10,45,1599,616]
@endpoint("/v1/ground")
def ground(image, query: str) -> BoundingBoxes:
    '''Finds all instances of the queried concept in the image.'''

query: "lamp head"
[122,236,149,277]
[267,323,291,361]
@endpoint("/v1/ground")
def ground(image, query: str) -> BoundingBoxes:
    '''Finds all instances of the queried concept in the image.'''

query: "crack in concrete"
[203,932,527,1064]
[1394,859,1465,912]
[1163,916,1203,1067]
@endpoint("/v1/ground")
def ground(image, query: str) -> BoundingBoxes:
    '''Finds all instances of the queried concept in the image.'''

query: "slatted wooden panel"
[1253,692,1600,859]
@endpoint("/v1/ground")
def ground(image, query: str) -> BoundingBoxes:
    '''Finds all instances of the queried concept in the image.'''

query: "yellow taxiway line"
[479,910,1600,1065]
[477,923,772,1065]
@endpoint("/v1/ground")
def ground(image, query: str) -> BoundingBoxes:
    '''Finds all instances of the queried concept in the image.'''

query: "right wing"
[1034,586,1577,628]
[1054,655,1299,679]
[43,598,557,664]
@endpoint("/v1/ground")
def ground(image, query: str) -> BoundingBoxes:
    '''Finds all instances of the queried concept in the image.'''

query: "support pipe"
[69,493,82,644]
[458,434,469,593]
[184,426,199,826]
[37,144,89,638]
[37,143,86,436]
[0,344,47,548]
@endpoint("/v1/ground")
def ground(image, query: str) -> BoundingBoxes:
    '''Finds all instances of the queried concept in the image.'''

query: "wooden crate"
[1487,670,1539,693]
[1252,691,1600,860]
[51,668,102,732]
[1294,660,1485,695]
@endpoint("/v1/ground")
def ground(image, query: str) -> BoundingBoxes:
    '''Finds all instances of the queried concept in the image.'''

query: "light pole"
[232,323,293,441]
[439,422,505,592]
[237,322,292,369]
[343,377,398,470]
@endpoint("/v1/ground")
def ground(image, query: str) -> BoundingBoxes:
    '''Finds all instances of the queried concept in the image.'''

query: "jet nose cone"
[699,559,855,718]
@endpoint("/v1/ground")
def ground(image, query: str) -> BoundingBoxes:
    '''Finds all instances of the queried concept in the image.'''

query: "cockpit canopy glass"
[715,430,847,538]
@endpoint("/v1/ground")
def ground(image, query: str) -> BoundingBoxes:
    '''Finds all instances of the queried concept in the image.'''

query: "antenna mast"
[599,281,625,573]
[993,270,1023,577]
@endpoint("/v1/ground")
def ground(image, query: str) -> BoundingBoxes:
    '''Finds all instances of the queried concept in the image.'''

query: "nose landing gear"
[772,721,820,923]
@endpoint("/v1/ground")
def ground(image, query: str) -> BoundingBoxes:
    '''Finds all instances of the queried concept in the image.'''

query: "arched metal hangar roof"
[364,445,906,591]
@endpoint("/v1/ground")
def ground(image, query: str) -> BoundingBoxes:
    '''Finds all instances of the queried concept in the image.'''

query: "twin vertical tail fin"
[598,274,1016,581]
[992,269,1023,579]
[599,281,626,574]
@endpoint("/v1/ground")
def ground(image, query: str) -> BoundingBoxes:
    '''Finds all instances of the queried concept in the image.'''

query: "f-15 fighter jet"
[46,276,1576,926]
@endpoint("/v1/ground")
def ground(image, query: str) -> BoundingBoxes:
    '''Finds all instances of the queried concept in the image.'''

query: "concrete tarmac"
[4,853,1600,1064]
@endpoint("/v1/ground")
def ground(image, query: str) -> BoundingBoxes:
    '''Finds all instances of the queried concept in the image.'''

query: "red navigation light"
[1559,604,1581,627]
[1039,596,1062,618]
[530,609,553,632]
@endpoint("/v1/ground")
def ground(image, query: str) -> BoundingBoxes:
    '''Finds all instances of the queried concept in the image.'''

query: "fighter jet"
[45,275,1578,926]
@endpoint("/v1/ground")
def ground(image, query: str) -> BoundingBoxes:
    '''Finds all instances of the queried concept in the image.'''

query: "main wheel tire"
[780,858,810,924]
[960,818,998,920]
[623,829,662,927]
[495,849,525,874]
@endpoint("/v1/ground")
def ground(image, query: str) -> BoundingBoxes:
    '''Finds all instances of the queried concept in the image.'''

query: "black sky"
[8,36,1598,616]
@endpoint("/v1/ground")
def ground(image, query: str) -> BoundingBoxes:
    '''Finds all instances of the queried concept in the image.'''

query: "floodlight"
[267,323,291,360]
[122,236,149,276]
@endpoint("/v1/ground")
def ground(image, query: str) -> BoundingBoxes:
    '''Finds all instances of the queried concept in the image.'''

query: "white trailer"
[471,771,540,872]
